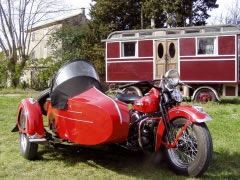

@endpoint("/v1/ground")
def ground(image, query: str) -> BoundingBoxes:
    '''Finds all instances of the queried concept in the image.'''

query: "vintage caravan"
[103,25,240,101]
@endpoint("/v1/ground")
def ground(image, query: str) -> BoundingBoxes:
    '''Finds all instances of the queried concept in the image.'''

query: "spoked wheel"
[165,118,213,177]
[19,109,38,160]
[194,88,217,103]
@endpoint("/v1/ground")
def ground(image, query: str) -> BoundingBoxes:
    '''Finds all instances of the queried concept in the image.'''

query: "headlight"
[165,69,180,88]
[171,89,183,103]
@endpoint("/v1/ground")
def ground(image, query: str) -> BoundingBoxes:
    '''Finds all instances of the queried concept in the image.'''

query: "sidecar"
[13,60,130,159]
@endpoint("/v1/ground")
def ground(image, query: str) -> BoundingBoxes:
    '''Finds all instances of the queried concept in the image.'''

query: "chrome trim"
[195,115,212,123]
[29,138,47,143]
[55,114,94,124]
[193,106,204,112]
[138,118,149,149]
[28,98,36,104]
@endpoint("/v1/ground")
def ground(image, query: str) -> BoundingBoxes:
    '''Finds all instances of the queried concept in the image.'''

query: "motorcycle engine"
[128,110,156,151]
[130,110,142,124]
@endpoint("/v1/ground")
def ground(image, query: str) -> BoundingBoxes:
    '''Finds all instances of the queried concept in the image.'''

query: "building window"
[158,43,164,58]
[122,42,137,57]
[197,37,216,55]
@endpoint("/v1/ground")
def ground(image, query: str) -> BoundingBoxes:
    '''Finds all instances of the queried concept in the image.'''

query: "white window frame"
[120,41,138,58]
[196,36,218,56]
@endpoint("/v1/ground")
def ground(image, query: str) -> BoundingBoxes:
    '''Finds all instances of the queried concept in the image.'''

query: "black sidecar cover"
[50,59,102,109]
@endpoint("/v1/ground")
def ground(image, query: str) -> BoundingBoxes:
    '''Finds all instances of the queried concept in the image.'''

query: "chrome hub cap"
[20,134,27,151]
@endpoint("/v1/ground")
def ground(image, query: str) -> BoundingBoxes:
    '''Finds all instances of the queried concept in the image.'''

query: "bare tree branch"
[0,2,13,57]
[0,0,66,87]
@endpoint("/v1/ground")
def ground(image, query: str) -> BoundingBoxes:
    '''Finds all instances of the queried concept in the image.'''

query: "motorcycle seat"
[116,93,142,104]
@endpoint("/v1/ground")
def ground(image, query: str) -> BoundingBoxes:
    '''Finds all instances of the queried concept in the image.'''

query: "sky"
[207,0,236,24]
[65,0,92,17]
[66,0,237,24]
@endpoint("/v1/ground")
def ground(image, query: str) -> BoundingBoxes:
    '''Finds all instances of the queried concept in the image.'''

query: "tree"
[216,0,240,25]
[152,0,218,27]
[49,23,105,78]
[90,0,218,33]
[0,0,64,87]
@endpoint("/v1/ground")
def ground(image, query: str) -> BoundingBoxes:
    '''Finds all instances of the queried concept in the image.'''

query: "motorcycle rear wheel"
[164,118,213,177]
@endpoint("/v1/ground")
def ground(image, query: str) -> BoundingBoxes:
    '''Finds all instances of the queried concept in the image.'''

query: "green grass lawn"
[0,95,240,179]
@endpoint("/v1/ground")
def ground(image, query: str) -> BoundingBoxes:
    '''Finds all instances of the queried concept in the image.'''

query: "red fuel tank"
[133,88,159,113]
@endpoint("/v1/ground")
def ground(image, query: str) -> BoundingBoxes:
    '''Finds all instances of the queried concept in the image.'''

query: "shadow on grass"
[38,144,177,179]
[205,150,240,179]
[37,144,240,179]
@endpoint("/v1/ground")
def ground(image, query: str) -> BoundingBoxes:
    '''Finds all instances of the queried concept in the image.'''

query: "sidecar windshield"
[50,59,102,109]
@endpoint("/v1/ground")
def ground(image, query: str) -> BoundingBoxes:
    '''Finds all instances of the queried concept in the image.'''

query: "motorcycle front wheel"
[164,118,213,177]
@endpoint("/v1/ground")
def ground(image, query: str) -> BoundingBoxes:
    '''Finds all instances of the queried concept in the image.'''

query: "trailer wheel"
[123,86,143,96]
[194,88,217,103]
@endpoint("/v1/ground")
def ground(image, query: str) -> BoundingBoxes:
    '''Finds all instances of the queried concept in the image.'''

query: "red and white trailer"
[103,25,240,101]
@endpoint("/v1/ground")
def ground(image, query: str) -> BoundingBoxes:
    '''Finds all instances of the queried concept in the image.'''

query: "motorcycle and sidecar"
[12,60,213,177]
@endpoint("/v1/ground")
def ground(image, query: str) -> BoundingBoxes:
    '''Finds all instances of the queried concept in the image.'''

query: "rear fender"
[155,105,212,151]
[14,98,45,138]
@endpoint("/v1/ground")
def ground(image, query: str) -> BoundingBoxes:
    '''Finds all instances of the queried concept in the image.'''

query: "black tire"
[19,109,38,160]
[194,88,217,103]
[164,118,213,177]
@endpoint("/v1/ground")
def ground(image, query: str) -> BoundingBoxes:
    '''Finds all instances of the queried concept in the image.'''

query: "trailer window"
[197,38,216,55]
[122,42,136,57]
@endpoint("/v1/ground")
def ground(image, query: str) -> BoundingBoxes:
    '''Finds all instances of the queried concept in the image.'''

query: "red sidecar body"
[16,60,130,146]
[47,87,130,145]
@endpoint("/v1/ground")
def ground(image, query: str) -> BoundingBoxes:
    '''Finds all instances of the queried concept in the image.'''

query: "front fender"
[155,105,211,151]
[168,105,212,123]
[14,98,45,138]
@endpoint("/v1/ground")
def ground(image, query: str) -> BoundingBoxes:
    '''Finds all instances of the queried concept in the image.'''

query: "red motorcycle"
[12,60,213,177]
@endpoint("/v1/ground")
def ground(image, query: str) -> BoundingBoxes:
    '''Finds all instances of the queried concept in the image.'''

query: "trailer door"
[155,39,178,78]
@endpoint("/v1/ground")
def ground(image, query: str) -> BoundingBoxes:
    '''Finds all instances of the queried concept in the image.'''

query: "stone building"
[21,8,87,86]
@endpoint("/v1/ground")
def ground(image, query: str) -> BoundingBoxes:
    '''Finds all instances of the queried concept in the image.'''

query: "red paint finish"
[107,61,153,81]
[155,119,164,151]
[138,40,153,57]
[107,42,120,58]
[180,38,196,56]
[168,105,209,123]
[218,36,235,55]
[17,99,44,137]
[47,87,130,145]
[180,61,235,81]
[155,105,210,151]
[108,58,152,61]
[180,56,235,60]
[133,88,159,113]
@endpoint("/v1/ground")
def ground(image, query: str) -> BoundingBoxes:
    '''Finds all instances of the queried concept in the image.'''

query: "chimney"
[151,17,155,29]
[80,8,85,16]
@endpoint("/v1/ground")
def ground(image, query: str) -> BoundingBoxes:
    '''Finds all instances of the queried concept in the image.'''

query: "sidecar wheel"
[19,109,38,160]
[164,118,213,177]
[20,133,38,160]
